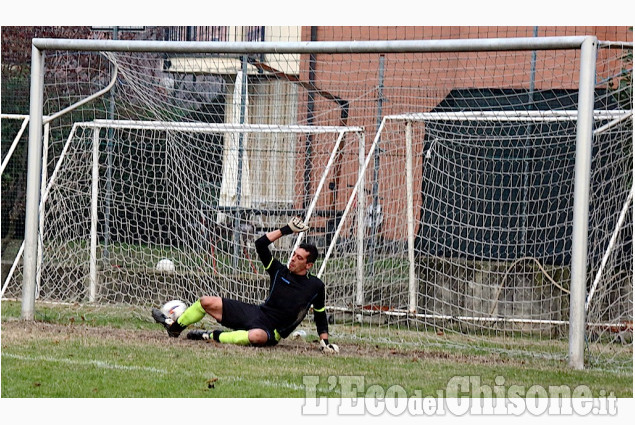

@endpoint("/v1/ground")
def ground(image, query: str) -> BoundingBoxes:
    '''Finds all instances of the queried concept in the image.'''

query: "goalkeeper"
[152,217,339,353]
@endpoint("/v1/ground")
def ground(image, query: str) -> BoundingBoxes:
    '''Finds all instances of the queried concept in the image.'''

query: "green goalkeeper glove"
[281,217,310,235]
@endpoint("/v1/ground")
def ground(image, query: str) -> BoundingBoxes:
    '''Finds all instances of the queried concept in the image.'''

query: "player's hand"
[288,217,310,233]
[320,339,340,354]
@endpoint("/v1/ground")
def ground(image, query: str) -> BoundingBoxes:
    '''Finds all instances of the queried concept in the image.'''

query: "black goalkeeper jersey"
[255,234,329,338]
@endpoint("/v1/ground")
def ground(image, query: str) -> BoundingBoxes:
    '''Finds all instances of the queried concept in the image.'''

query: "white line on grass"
[2,352,169,374]
[2,352,319,393]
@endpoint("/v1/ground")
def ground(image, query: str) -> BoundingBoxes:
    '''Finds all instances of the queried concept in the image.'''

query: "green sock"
[177,300,206,326]
[218,330,251,346]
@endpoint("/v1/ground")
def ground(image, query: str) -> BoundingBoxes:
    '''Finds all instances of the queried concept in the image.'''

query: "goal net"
[5,118,363,308]
[320,108,632,370]
[10,37,632,369]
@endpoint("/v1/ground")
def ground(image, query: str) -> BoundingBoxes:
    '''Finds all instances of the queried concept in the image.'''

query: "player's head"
[289,243,319,275]
[299,243,319,264]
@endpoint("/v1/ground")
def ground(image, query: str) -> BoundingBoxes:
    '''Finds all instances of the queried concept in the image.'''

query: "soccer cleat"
[187,330,212,341]
[151,308,186,338]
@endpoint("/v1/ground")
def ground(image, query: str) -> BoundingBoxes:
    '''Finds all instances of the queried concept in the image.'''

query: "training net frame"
[325,109,631,318]
[7,118,364,302]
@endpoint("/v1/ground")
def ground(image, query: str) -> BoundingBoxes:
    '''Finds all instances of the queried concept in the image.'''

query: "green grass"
[1,300,632,399]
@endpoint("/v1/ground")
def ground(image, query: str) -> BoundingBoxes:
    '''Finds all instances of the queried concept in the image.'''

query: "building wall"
[290,26,632,237]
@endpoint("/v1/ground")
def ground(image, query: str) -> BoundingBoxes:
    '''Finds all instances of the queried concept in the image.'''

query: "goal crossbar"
[86,119,364,134]
[387,110,632,122]
[32,36,594,54]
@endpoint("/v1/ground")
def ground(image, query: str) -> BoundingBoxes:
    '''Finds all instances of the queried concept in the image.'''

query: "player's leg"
[186,328,265,345]
[195,328,274,345]
[199,295,223,321]
[247,329,268,345]
[174,296,222,327]
[151,307,187,337]
[187,299,279,346]
[152,296,222,338]
[246,328,281,346]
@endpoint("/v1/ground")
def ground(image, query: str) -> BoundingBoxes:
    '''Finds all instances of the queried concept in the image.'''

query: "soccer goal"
[16,35,632,370]
[6,117,364,307]
[319,108,632,365]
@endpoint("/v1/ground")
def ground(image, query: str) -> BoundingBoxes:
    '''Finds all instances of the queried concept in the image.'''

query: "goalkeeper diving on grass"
[152,217,339,353]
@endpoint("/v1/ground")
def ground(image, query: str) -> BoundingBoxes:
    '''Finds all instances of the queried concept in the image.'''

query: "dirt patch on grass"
[2,318,527,367]
[2,319,165,348]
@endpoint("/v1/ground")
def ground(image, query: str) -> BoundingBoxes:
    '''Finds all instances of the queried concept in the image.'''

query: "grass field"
[2,299,632,402]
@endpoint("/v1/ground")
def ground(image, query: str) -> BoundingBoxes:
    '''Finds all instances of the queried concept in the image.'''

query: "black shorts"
[219,298,280,346]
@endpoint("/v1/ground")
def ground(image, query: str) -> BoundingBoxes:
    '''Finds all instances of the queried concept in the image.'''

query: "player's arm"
[255,232,276,269]
[314,312,330,344]
[313,284,328,334]
[255,217,310,270]
[280,216,309,236]
[314,284,339,354]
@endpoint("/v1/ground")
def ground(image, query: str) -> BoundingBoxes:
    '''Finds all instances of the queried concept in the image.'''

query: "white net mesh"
[322,110,631,370]
[33,121,362,308]
[4,38,632,369]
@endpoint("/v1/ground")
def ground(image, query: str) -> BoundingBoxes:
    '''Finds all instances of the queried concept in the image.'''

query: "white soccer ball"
[160,299,187,322]
[156,258,175,272]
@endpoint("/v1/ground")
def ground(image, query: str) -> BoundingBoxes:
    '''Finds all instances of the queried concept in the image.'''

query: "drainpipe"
[305,26,317,209]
